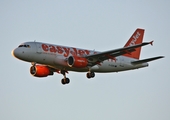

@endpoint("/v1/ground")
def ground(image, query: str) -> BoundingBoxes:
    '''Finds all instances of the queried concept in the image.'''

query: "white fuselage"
[12,42,148,73]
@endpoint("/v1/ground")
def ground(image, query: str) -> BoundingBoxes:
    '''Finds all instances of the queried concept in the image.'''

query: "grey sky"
[0,0,169,120]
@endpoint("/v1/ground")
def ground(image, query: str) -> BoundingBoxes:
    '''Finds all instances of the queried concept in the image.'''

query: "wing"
[85,41,153,66]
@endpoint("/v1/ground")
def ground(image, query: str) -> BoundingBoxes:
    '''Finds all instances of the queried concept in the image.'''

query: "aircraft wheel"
[66,78,70,84]
[86,72,95,79]
[61,78,70,85]
[61,79,66,85]
[86,73,91,79]
[90,72,95,78]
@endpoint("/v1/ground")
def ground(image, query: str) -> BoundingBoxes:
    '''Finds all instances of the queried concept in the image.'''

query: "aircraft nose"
[11,48,19,58]
[11,49,16,57]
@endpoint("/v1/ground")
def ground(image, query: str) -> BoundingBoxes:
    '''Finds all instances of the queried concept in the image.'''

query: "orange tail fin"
[123,28,145,59]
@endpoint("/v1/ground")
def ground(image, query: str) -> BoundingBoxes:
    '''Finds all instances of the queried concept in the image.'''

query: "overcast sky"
[0,0,170,120]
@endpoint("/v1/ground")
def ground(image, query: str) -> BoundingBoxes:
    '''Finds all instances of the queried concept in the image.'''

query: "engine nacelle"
[30,65,53,77]
[67,56,88,68]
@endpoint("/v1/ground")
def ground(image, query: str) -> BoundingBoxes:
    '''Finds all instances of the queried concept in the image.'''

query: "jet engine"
[67,56,88,68]
[30,65,53,77]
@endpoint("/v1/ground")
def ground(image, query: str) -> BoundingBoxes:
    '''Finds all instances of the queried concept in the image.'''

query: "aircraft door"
[35,42,42,54]
[117,56,124,67]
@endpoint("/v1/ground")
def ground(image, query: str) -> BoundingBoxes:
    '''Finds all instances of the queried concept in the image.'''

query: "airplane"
[11,28,164,85]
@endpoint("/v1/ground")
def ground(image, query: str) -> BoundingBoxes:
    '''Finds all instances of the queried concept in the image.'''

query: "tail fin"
[124,28,145,59]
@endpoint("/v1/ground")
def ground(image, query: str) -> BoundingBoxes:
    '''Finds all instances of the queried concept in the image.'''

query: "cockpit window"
[18,44,30,48]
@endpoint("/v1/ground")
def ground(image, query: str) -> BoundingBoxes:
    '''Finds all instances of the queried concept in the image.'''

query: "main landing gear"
[60,70,95,85]
[86,71,95,79]
[60,70,70,85]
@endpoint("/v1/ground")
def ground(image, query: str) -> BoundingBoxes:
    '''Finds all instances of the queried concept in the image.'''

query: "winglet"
[150,41,154,46]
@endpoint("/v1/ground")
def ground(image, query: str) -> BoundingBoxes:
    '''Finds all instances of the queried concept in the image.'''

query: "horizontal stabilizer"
[131,56,164,65]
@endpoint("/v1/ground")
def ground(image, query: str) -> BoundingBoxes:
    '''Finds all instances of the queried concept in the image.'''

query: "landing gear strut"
[61,70,70,85]
[86,71,95,79]
[31,62,36,66]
